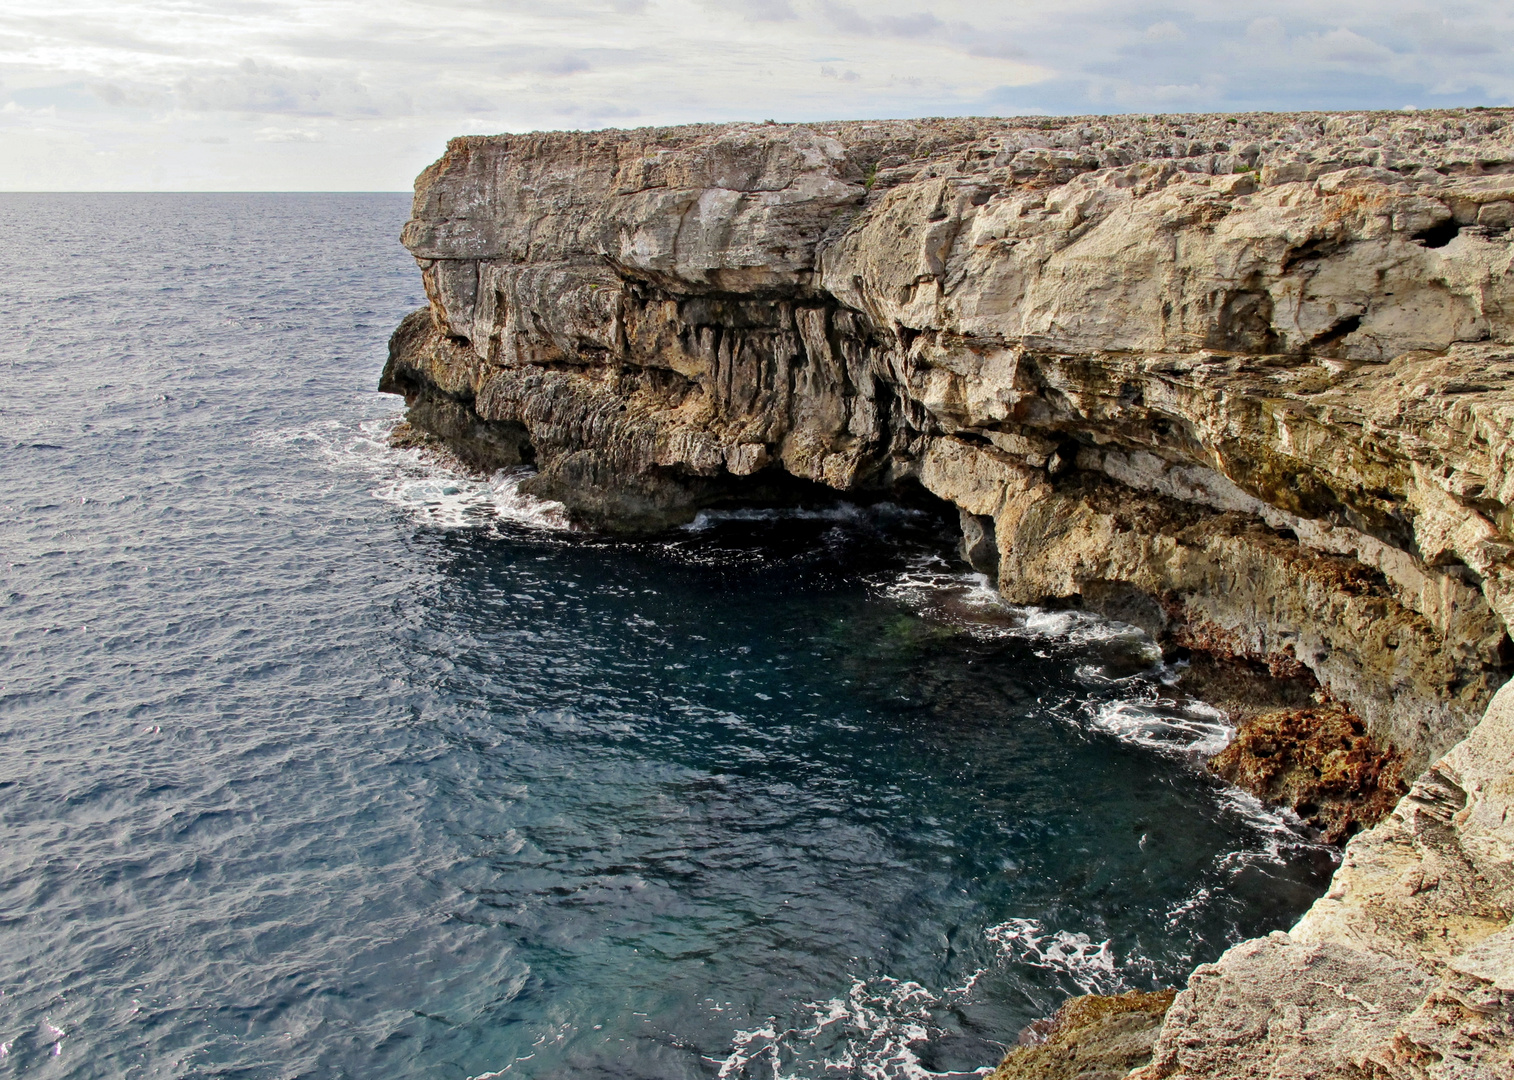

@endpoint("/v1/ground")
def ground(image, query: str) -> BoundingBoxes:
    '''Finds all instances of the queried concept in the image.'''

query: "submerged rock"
[383,109,1514,1078]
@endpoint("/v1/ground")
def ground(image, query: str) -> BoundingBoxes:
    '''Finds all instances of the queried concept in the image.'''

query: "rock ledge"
[383,109,1514,1078]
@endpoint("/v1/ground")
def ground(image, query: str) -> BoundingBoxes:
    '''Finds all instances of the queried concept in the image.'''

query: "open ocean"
[0,193,1334,1079]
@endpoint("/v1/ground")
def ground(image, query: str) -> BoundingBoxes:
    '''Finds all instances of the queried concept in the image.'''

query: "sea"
[0,193,1336,1079]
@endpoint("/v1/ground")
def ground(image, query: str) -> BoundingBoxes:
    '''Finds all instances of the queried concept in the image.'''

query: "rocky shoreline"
[382,110,1514,1077]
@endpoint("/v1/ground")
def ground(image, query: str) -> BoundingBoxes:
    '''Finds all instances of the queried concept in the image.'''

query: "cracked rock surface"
[383,110,1514,1077]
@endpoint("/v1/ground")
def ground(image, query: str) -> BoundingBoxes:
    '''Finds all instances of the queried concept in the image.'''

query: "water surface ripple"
[0,194,1334,1079]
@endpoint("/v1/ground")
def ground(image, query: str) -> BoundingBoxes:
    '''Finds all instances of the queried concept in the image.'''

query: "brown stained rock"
[988,990,1177,1080]
[1136,681,1514,1079]
[1209,703,1409,844]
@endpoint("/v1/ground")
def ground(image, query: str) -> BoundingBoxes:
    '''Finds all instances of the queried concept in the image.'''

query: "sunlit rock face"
[384,110,1514,773]
[384,112,1514,1075]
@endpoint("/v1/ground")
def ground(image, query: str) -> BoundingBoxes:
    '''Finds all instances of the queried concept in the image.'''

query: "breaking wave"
[1082,694,1235,758]
[879,557,1159,655]
[712,978,963,1080]
[984,919,1122,996]
[257,411,571,530]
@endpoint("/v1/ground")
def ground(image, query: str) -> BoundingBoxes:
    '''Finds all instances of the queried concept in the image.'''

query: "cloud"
[817,3,942,39]
[701,0,797,22]
[1246,17,1287,46]
[0,0,1512,191]
[537,53,593,76]
[175,58,383,116]
[254,126,321,142]
[1307,27,1397,66]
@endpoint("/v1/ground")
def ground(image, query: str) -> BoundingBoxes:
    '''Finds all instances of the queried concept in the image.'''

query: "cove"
[0,194,1331,1079]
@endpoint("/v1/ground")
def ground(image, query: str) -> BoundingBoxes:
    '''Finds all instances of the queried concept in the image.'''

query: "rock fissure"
[385,110,1514,1078]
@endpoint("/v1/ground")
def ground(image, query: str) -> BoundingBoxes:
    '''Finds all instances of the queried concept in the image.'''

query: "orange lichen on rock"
[1208,702,1408,843]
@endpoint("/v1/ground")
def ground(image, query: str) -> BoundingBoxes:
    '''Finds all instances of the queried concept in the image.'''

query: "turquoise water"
[0,194,1334,1079]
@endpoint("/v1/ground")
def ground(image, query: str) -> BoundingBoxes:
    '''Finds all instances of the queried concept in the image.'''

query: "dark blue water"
[0,194,1334,1079]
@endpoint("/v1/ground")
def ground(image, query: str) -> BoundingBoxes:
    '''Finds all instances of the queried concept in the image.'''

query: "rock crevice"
[383,110,1514,1077]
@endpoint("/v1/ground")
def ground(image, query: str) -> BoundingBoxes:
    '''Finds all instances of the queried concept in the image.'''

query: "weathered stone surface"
[383,109,1514,770]
[1209,703,1408,844]
[1130,933,1437,1079]
[1137,680,1514,1079]
[990,990,1177,1080]
[382,110,1514,1077]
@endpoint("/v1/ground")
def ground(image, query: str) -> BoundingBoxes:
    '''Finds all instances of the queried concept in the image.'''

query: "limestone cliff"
[382,109,1514,1078]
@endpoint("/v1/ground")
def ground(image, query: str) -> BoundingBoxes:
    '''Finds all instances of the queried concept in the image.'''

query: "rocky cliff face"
[383,109,1514,1078]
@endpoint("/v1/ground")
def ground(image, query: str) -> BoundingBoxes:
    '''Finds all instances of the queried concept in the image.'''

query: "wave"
[682,501,929,532]
[258,412,571,530]
[879,557,1159,655]
[984,919,1122,996]
[712,976,986,1080]
[709,910,1163,1079]
[1214,787,1335,870]
[683,504,872,531]
[1082,696,1234,758]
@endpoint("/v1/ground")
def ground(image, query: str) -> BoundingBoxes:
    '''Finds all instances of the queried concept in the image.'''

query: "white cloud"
[254,125,322,142]
[0,1,1510,190]
[702,0,799,22]
[1246,16,1287,45]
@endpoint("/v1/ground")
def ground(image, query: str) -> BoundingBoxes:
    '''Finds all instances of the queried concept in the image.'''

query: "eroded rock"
[1209,703,1408,844]
[383,109,1514,771]
[382,109,1514,1077]
[1139,680,1514,1079]
[991,990,1177,1080]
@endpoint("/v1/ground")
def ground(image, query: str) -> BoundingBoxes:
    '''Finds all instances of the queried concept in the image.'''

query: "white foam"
[880,558,1158,656]
[984,919,1122,996]
[1085,697,1235,758]
[259,413,571,530]
[713,977,977,1080]
[1214,788,1336,869]
[683,502,927,532]
[683,504,868,531]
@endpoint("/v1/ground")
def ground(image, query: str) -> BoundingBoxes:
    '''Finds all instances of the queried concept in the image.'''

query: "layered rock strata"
[383,110,1514,1077]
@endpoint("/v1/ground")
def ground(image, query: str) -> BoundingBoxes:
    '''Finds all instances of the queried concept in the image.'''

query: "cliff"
[382,110,1514,1078]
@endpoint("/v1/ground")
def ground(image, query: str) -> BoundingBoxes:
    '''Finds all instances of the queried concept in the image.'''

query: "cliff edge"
[383,110,1514,1078]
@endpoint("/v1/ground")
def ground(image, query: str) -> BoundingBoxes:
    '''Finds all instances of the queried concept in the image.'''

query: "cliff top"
[433,109,1514,190]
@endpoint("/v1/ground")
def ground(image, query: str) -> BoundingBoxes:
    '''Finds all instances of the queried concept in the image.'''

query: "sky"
[2,1,1511,191]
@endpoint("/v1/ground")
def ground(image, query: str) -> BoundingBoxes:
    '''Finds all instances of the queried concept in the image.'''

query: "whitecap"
[712,976,981,1080]
[984,918,1122,996]
[683,504,869,532]
[1214,788,1336,869]
[682,501,926,533]
[879,558,1159,658]
[261,413,571,530]
[1084,697,1235,757]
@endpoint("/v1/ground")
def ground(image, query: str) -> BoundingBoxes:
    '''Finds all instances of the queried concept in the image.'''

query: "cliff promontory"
[383,110,1514,1078]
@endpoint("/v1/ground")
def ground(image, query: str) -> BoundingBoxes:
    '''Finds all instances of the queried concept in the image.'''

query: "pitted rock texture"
[383,109,1514,774]
[1136,679,1514,1080]
[384,110,1514,1080]
[1209,703,1408,844]
[989,989,1177,1080]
